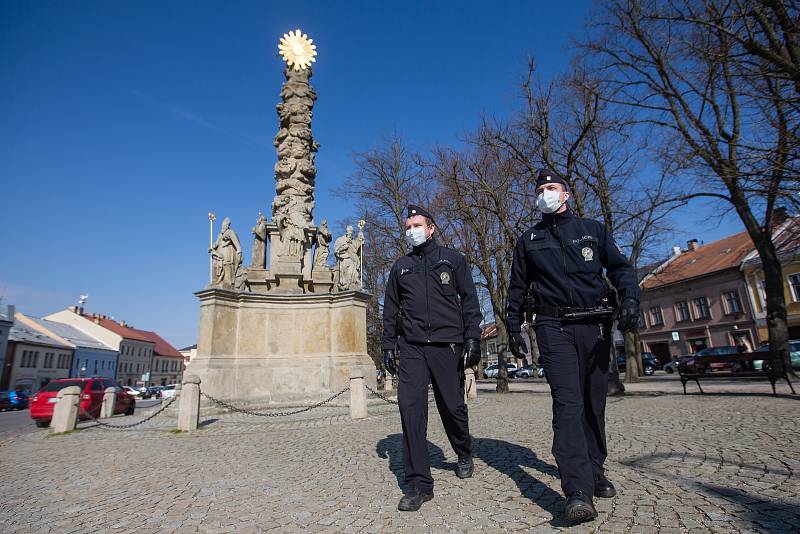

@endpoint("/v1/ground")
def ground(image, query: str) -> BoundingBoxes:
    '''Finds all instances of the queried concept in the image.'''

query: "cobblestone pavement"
[0,376,798,533]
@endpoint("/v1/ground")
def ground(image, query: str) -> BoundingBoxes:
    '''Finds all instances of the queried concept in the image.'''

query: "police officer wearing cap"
[506,169,640,524]
[382,204,484,511]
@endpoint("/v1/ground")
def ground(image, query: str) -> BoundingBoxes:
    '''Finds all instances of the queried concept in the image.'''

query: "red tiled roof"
[641,231,754,290]
[84,315,152,342]
[83,315,183,358]
[134,330,184,359]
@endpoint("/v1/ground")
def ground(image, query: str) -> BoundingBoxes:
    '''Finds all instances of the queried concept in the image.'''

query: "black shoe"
[565,492,598,524]
[594,473,617,498]
[456,456,474,479]
[397,487,434,511]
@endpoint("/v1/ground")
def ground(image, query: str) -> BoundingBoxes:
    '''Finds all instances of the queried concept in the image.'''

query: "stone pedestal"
[51,386,80,433]
[189,288,376,405]
[100,387,116,418]
[178,375,201,432]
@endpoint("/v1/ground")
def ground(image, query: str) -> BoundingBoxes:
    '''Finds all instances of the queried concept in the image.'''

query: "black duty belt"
[534,305,615,321]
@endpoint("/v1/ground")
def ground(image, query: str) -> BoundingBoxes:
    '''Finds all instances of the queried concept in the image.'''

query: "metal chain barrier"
[366,384,437,406]
[78,395,178,430]
[365,385,399,405]
[200,387,350,417]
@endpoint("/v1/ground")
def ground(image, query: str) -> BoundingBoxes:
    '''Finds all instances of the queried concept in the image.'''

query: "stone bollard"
[178,375,201,432]
[51,386,81,433]
[384,375,394,391]
[349,372,368,420]
[464,368,478,402]
[100,387,117,418]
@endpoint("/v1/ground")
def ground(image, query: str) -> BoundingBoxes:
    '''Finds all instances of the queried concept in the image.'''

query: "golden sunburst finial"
[278,29,317,71]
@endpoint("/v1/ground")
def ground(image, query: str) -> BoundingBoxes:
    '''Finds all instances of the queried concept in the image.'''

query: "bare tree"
[335,133,428,373]
[583,0,800,373]
[426,126,538,392]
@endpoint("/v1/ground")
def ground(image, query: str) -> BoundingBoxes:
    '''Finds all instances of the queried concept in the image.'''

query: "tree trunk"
[524,324,541,370]
[607,320,625,396]
[623,329,642,383]
[759,244,793,376]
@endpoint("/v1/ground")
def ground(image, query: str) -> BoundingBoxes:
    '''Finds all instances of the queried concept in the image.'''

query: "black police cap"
[406,204,435,223]
[535,168,569,190]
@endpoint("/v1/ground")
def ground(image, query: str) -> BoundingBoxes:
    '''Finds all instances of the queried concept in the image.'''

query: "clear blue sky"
[1,0,742,347]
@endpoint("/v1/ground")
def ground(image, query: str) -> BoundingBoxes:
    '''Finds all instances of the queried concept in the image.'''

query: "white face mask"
[404,227,428,248]
[537,189,564,214]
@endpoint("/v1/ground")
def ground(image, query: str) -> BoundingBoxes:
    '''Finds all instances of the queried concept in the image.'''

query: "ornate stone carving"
[334,225,364,291]
[272,66,317,234]
[250,214,268,269]
[209,217,248,290]
[314,219,333,268]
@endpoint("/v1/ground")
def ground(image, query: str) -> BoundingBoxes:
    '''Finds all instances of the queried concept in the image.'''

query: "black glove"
[463,338,481,368]
[509,332,529,359]
[618,298,640,332]
[383,349,397,376]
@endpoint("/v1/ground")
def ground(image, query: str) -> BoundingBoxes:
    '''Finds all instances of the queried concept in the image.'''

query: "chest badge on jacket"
[440,271,451,285]
[582,247,594,261]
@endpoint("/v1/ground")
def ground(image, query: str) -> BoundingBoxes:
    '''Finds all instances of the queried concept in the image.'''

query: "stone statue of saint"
[314,219,332,268]
[250,214,268,269]
[334,225,363,291]
[282,216,305,258]
[209,217,243,289]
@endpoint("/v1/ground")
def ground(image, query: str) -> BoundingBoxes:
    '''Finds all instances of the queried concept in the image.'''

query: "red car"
[30,377,135,428]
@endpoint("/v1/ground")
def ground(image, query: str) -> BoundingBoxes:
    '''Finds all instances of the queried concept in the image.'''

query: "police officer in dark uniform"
[506,169,640,524]
[382,204,484,511]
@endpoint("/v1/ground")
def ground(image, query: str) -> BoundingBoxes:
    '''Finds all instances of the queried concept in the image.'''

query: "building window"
[693,297,711,319]
[675,301,691,322]
[639,311,647,329]
[723,291,742,314]
[649,306,664,326]
[789,273,800,302]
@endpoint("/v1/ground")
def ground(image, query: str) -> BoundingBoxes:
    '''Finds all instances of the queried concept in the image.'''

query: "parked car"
[682,345,741,373]
[29,377,135,428]
[753,340,800,371]
[0,390,29,411]
[483,363,518,379]
[160,384,178,399]
[123,386,143,398]
[616,352,658,376]
[516,365,536,378]
[537,366,546,378]
[143,386,163,399]
[663,357,681,374]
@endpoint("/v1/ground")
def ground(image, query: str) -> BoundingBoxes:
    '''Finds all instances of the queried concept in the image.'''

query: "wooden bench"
[678,350,796,396]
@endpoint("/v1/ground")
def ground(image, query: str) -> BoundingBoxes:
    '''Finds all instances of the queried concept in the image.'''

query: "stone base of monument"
[188,287,376,405]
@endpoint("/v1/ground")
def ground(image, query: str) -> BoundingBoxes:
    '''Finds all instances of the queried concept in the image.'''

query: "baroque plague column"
[190,30,375,405]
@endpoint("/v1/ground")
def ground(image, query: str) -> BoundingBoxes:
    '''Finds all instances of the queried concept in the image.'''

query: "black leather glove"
[383,349,397,376]
[509,332,529,359]
[463,338,482,368]
[618,298,640,332]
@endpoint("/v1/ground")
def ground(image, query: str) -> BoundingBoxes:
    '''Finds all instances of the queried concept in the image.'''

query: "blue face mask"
[404,227,428,247]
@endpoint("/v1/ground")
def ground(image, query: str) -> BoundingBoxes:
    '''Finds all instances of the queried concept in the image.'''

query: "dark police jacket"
[382,238,483,350]
[506,209,640,333]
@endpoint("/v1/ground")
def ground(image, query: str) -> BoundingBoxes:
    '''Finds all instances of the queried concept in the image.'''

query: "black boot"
[565,491,597,524]
[594,472,617,498]
[456,455,474,479]
[397,487,434,511]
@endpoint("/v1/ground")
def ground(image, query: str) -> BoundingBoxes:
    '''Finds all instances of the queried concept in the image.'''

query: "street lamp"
[208,212,217,283]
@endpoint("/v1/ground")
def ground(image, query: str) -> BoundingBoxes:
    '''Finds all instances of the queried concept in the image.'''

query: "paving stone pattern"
[0,379,798,533]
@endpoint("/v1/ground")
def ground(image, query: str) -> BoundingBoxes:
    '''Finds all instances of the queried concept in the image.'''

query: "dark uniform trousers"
[397,338,472,493]
[535,318,611,497]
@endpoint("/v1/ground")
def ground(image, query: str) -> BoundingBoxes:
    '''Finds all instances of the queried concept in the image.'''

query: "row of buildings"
[0,306,188,393]
[481,211,799,367]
